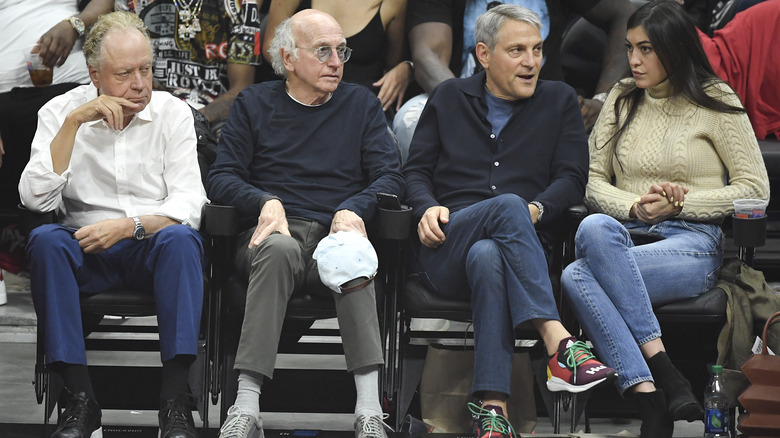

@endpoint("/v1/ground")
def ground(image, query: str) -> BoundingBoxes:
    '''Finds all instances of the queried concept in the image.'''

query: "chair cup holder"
[377,206,412,240]
[732,214,767,248]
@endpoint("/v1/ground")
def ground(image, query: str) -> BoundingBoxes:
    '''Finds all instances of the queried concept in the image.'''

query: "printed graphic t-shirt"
[117,0,262,109]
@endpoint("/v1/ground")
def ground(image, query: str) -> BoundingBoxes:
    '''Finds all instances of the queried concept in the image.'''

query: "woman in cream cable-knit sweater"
[561,1,769,437]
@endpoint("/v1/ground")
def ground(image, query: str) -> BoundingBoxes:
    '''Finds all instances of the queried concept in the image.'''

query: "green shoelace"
[564,340,596,369]
[467,402,516,437]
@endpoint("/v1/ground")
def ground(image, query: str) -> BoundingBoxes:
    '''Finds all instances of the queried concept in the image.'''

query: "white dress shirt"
[19,85,208,230]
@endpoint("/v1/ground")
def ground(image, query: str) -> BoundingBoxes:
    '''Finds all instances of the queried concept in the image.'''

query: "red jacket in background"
[698,0,780,139]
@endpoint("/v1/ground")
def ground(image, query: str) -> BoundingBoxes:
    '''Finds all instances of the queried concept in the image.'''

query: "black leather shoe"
[159,397,197,438]
[51,391,102,438]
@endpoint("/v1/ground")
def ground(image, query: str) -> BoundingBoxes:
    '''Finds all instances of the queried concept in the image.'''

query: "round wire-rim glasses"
[296,45,352,63]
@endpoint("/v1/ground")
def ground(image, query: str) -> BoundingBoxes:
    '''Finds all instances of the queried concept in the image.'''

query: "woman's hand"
[373,61,412,112]
[631,182,689,224]
[649,182,689,207]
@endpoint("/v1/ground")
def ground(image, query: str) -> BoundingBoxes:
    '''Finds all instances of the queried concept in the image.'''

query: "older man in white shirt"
[19,12,207,438]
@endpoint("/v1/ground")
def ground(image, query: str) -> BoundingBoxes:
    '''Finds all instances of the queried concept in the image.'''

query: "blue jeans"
[27,223,205,365]
[561,214,723,394]
[415,194,561,396]
[391,93,428,164]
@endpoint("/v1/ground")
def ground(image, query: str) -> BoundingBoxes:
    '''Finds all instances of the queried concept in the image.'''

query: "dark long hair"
[607,0,745,149]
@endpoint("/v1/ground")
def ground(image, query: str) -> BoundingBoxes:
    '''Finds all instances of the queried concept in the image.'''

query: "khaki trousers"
[233,217,384,379]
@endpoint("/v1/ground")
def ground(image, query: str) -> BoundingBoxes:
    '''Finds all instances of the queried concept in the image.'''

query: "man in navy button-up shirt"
[403,5,614,432]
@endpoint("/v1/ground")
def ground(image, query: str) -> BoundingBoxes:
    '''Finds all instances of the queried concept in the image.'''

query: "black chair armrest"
[203,203,238,237]
[18,204,57,236]
[376,205,412,240]
[566,204,588,221]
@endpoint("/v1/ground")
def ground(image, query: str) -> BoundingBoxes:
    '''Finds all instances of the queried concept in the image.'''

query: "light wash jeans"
[561,214,723,394]
[392,93,428,164]
[415,194,561,396]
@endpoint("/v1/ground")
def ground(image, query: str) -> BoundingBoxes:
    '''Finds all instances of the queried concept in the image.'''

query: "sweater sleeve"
[678,83,769,221]
[207,89,275,219]
[584,84,640,220]
[335,94,405,222]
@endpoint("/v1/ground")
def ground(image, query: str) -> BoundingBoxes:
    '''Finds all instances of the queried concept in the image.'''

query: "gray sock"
[353,365,382,419]
[234,371,262,418]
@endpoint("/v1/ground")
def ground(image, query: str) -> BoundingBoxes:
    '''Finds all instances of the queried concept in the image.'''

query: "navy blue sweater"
[207,81,404,227]
[403,71,588,226]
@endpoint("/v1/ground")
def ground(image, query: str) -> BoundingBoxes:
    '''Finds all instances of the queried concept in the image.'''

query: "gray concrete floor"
[0,271,709,437]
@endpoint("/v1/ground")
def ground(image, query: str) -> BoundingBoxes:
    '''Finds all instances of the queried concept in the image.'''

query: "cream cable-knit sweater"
[586,78,769,223]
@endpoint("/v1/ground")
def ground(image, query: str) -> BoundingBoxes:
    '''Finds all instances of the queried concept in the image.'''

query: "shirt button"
[491,185,497,190]
[490,134,496,139]
[494,161,499,167]
[117,169,123,174]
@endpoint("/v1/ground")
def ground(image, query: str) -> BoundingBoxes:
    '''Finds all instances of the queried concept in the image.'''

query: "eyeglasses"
[296,45,352,63]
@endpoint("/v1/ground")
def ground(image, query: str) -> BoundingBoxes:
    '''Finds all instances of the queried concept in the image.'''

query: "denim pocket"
[679,220,724,251]
[705,265,720,290]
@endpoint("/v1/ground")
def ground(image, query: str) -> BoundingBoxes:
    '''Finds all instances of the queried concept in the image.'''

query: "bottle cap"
[712,365,723,373]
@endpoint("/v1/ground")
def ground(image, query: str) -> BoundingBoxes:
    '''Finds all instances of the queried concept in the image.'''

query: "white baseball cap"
[313,231,378,293]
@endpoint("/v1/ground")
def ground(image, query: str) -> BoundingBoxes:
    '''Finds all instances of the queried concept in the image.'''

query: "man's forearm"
[200,94,237,123]
[136,215,179,237]
[415,55,455,94]
[79,0,114,29]
[50,114,81,175]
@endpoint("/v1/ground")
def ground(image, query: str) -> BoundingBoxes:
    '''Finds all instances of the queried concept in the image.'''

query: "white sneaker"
[354,413,392,438]
[218,405,263,438]
[0,269,7,306]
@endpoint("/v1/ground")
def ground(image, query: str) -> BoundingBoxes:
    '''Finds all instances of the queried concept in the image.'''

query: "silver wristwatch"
[132,216,146,241]
[530,201,545,222]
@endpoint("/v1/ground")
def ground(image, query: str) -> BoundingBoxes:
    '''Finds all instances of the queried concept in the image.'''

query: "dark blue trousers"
[27,223,205,365]
[415,194,560,396]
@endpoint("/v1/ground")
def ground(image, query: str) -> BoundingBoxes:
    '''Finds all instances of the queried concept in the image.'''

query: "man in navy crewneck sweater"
[207,9,402,438]
[403,5,615,435]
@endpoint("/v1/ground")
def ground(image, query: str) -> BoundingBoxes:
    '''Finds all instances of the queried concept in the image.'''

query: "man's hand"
[249,199,290,249]
[529,203,540,224]
[579,96,604,132]
[373,61,412,112]
[417,206,449,248]
[74,218,132,253]
[69,95,144,131]
[330,209,367,237]
[37,20,80,68]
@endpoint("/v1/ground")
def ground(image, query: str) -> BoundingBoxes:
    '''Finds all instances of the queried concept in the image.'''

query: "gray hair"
[83,11,152,69]
[475,4,543,51]
[269,17,298,77]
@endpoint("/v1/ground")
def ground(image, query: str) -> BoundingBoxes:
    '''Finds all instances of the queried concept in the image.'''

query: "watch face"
[70,17,85,36]
[134,227,145,241]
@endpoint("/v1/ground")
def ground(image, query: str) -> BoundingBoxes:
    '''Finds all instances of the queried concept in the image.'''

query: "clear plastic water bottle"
[704,364,730,437]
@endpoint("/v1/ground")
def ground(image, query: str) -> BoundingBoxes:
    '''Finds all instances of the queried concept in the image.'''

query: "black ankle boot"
[634,390,673,438]
[647,351,704,421]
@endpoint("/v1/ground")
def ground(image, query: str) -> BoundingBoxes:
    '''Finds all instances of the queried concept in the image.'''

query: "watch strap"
[66,16,85,37]
[530,201,544,222]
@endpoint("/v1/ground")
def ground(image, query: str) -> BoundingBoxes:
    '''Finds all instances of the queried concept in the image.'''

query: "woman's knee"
[576,214,624,248]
